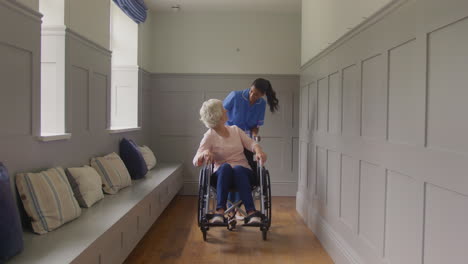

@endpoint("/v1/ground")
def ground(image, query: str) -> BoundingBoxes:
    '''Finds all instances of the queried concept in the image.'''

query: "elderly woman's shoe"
[245,211,262,225]
[209,214,224,224]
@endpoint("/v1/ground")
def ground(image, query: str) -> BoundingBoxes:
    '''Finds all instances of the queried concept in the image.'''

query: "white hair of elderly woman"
[199,99,224,129]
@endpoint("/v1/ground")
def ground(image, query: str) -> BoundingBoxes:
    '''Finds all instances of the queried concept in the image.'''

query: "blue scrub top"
[223,88,266,133]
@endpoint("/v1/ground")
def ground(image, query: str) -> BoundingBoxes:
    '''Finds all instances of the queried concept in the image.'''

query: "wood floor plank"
[124,196,334,264]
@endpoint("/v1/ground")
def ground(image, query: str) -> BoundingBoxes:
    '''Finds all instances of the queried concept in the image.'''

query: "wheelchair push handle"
[253,135,264,167]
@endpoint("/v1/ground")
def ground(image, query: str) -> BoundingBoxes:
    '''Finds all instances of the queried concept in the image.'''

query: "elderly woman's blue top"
[223,88,266,134]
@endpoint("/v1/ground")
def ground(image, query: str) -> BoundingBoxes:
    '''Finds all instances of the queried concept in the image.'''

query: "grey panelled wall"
[0,1,152,217]
[297,0,468,264]
[151,74,299,196]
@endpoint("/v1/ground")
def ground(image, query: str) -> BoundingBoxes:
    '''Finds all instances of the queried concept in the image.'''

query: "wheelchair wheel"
[197,168,206,227]
[264,170,272,229]
[262,229,267,241]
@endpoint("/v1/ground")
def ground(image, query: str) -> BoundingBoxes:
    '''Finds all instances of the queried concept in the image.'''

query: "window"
[38,0,69,140]
[110,2,140,131]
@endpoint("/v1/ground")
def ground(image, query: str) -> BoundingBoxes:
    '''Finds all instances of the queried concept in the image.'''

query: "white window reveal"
[110,2,140,131]
[38,0,70,141]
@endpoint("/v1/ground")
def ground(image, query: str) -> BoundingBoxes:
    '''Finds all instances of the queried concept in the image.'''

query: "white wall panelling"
[361,54,387,141]
[298,0,468,263]
[387,38,424,146]
[152,74,299,196]
[326,150,341,219]
[317,78,329,133]
[328,72,341,135]
[358,162,385,255]
[341,64,361,137]
[340,155,360,234]
[316,147,327,204]
[385,170,423,264]
[424,184,468,264]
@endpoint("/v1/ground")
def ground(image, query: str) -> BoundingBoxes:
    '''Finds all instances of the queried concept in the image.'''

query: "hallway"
[125,196,333,264]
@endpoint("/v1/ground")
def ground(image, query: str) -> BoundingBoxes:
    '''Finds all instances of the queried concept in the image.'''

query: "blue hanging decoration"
[113,0,148,24]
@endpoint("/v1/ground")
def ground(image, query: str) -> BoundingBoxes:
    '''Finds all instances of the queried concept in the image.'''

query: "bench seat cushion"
[16,167,82,234]
[66,166,104,208]
[120,138,148,180]
[139,145,157,170]
[91,152,132,194]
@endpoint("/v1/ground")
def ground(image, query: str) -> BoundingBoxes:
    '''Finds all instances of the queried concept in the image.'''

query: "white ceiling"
[146,0,301,14]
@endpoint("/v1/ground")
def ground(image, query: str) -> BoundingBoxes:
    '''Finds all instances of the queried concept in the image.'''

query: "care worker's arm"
[237,127,267,164]
[251,103,266,137]
[223,91,235,111]
[251,127,259,137]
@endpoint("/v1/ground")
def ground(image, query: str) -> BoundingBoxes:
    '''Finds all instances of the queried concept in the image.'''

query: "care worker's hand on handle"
[197,150,214,166]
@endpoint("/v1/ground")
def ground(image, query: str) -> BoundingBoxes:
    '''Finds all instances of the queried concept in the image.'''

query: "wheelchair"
[197,144,272,241]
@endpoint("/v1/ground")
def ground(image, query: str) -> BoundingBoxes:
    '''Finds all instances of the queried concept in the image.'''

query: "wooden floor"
[124,196,334,264]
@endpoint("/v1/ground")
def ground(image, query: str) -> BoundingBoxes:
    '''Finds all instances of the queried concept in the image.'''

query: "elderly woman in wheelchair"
[193,99,269,231]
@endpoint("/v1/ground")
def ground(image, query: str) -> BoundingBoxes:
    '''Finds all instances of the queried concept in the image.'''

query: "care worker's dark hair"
[252,78,279,113]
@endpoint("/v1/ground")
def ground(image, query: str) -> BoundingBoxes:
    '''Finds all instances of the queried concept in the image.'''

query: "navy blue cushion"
[119,138,148,179]
[0,163,23,262]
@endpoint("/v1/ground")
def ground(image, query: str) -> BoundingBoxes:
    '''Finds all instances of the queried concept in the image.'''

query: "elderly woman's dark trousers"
[211,163,255,212]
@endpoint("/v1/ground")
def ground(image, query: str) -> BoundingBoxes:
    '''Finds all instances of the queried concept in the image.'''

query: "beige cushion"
[16,167,81,234]
[139,145,157,170]
[90,152,132,194]
[66,166,104,208]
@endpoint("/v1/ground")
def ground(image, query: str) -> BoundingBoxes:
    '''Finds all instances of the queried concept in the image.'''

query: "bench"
[9,163,183,264]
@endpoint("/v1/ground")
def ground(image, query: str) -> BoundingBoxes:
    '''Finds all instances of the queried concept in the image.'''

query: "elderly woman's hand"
[197,150,214,166]
[256,150,267,164]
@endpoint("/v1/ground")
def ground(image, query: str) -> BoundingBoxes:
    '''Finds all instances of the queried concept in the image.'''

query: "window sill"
[37,133,72,142]
[107,127,141,134]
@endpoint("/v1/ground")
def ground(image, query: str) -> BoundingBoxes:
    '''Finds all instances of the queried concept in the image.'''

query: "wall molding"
[112,65,139,71]
[139,67,152,76]
[297,191,364,264]
[0,0,42,22]
[42,25,67,36]
[309,207,364,264]
[152,72,300,80]
[66,28,112,58]
[300,0,409,71]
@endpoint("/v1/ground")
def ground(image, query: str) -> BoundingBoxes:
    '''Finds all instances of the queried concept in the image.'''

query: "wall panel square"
[342,65,360,137]
[388,40,425,146]
[340,155,360,232]
[385,171,423,264]
[427,17,468,153]
[361,55,387,140]
[359,161,386,254]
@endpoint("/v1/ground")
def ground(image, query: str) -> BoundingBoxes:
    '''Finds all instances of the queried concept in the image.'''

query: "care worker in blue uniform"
[223,78,279,137]
[222,78,279,222]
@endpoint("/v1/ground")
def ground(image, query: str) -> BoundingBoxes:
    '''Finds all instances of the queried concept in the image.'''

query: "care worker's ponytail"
[252,78,279,113]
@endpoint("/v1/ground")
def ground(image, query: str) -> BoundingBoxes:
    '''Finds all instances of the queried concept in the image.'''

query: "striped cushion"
[66,166,104,208]
[90,152,132,194]
[16,167,81,235]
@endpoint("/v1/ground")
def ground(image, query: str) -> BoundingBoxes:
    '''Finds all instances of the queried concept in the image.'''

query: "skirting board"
[296,193,364,264]
[181,181,297,196]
